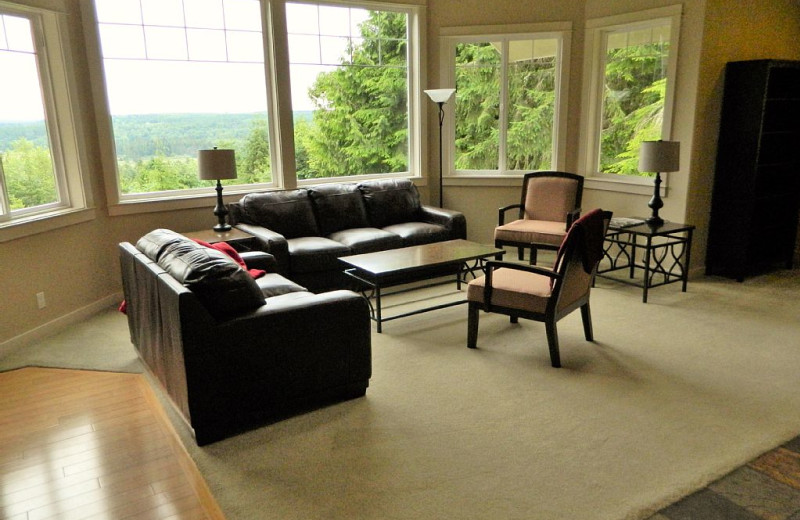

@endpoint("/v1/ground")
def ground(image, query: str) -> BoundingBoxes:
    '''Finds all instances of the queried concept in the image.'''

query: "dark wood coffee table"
[340,239,504,332]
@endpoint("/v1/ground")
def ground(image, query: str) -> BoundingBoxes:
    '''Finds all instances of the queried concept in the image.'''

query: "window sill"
[0,207,97,243]
[585,175,665,196]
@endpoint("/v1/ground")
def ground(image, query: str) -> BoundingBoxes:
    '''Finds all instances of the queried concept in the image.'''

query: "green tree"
[240,116,272,184]
[303,10,409,178]
[1,138,57,210]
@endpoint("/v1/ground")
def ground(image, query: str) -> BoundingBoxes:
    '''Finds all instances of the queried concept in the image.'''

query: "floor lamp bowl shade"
[197,148,237,232]
[638,140,680,227]
[424,88,456,103]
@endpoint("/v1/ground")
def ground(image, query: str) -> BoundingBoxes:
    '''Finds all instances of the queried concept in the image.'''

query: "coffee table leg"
[375,284,382,333]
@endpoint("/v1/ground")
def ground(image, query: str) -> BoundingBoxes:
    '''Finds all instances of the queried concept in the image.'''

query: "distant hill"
[0,111,314,160]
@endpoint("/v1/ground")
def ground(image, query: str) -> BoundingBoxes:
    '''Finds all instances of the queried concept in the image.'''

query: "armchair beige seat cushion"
[494,219,567,248]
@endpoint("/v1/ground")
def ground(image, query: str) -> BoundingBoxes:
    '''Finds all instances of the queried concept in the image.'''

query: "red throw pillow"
[192,239,266,279]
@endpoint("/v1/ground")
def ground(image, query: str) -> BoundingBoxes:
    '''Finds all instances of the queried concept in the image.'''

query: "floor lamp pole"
[436,101,445,208]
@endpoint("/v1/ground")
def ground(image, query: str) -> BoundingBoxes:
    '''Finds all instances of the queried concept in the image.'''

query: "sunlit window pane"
[599,22,670,175]
[287,2,410,179]
[141,0,184,27]
[0,15,58,211]
[454,42,500,170]
[95,0,272,195]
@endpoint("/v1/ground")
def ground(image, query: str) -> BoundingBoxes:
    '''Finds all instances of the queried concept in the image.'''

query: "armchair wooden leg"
[545,320,561,368]
[510,315,518,323]
[529,246,538,265]
[467,302,480,349]
[580,303,594,341]
[517,246,524,261]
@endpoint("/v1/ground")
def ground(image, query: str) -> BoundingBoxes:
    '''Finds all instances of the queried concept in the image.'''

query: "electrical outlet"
[36,292,46,309]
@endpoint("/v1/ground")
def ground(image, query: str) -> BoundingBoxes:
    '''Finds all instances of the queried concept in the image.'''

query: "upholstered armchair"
[468,209,612,368]
[494,171,584,265]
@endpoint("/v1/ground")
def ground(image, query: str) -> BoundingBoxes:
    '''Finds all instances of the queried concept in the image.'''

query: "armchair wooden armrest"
[482,260,562,312]
[498,203,523,226]
[566,208,582,229]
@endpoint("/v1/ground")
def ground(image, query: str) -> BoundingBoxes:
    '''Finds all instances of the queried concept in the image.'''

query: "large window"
[581,6,681,181]
[89,0,421,206]
[287,1,413,180]
[441,25,570,176]
[93,0,273,200]
[0,7,87,227]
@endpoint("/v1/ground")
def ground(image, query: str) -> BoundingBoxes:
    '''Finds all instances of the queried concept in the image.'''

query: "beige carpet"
[4,270,800,519]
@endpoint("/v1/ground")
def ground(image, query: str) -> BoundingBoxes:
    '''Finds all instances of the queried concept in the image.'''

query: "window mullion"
[498,38,508,173]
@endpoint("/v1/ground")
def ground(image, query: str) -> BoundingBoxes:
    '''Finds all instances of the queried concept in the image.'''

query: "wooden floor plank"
[0,367,225,520]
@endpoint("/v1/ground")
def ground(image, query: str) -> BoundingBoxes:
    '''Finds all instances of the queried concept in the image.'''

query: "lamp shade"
[424,88,456,104]
[638,140,680,173]
[198,148,237,180]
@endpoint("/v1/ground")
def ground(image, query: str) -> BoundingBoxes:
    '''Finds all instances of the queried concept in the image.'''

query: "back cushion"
[358,178,422,228]
[308,183,369,235]
[238,189,319,238]
[136,229,264,320]
[524,176,580,222]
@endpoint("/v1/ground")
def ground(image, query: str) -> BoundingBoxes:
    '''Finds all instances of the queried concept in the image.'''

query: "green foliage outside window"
[1,139,57,210]
[454,40,557,172]
[600,43,669,176]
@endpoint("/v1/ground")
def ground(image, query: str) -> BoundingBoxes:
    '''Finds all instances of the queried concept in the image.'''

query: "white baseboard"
[0,292,124,359]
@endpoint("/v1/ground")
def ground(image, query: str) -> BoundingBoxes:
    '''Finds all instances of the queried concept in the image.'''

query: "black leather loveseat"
[228,178,467,292]
[119,229,371,445]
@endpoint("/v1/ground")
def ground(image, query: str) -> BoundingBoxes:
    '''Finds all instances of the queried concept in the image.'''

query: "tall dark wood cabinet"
[706,59,800,281]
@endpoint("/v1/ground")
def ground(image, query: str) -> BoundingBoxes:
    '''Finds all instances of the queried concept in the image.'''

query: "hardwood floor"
[0,367,224,520]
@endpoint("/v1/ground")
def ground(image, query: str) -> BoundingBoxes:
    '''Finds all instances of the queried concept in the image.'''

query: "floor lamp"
[638,140,680,227]
[424,88,456,207]
[198,147,237,232]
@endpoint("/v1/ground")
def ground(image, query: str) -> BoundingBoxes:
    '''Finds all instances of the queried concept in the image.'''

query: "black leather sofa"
[119,229,372,445]
[228,178,467,292]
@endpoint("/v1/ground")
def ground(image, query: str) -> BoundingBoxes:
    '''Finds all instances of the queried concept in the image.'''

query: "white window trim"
[0,0,94,241]
[578,5,682,196]
[439,21,572,181]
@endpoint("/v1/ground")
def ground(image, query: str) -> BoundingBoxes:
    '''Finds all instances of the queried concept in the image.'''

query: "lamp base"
[212,180,231,232]
[644,215,664,227]
[213,222,232,233]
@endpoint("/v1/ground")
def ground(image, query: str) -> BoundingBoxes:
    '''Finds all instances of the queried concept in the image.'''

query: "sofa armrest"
[180,289,372,444]
[239,251,278,272]
[419,205,467,239]
[234,223,290,273]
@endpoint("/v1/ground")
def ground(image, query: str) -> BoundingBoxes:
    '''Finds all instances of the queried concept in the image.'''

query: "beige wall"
[2,0,799,349]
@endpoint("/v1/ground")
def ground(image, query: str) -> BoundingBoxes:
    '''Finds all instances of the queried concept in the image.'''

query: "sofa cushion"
[308,183,370,235]
[136,228,186,262]
[382,221,452,247]
[238,189,319,238]
[137,229,265,320]
[287,236,351,274]
[358,178,422,228]
[256,273,308,298]
[328,227,403,255]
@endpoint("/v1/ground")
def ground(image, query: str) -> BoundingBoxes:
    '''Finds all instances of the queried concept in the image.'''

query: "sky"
[1,1,374,122]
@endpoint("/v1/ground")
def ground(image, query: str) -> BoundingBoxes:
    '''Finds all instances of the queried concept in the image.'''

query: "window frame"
[578,5,682,195]
[0,1,93,240]
[439,22,572,179]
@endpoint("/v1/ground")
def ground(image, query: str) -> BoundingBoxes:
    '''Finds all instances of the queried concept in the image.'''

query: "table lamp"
[198,147,237,232]
[638,140,680,227]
